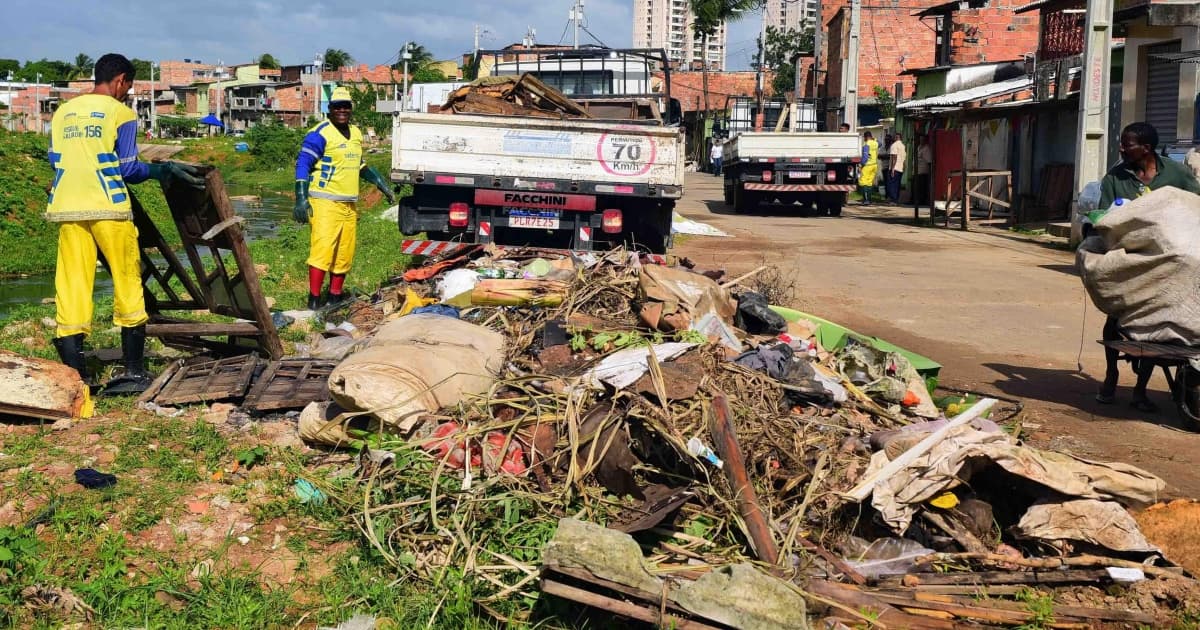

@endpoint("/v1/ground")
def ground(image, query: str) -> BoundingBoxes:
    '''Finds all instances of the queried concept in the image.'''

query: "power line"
[580,23,608,48]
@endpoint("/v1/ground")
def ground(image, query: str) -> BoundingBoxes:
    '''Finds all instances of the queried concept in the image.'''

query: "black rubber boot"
[52,333,88,378]
[323,290,348,308]
[307,293,322,311]
[103,325,153,396]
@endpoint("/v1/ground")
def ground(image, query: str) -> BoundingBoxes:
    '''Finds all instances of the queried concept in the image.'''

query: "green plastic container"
[768,305,942,382]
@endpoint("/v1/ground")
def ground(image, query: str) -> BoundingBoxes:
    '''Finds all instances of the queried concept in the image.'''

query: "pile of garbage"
[441,74,591,119]
[285,246,1192,628]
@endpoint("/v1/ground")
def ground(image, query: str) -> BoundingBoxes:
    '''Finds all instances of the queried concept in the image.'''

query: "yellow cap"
[329,86,352,104]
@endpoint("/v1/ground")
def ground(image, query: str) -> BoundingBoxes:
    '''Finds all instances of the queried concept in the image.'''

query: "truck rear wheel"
[820,192,846,217]
[733,186,757,214]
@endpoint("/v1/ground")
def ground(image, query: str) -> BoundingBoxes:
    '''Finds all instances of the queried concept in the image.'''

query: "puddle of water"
[0,186,292,321]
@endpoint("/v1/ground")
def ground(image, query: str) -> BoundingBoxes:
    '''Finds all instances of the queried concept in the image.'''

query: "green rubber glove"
[293,180,311,224]
[360,165,396,204]
[147,161,206,189]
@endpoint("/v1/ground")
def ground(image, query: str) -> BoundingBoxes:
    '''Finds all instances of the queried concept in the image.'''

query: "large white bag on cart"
[1077,186,1200,344]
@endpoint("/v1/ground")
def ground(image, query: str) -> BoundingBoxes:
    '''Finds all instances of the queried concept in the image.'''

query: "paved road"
[672,171,1200,497]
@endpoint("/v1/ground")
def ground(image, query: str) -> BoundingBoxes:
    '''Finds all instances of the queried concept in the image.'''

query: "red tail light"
[448,202,469,227]
[826,170,837,182]
[762,170,773,182]
[601,209,623,233]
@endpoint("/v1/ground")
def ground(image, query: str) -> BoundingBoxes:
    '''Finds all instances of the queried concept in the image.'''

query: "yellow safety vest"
[307,121,363,202]
[45,94,137,222]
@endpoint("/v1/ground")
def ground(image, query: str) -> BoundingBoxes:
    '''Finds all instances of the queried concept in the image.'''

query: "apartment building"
[632,0,727,70]
[764,0,817,32]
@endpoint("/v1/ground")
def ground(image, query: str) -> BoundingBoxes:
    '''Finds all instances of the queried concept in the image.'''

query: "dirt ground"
[673,172,1200,498]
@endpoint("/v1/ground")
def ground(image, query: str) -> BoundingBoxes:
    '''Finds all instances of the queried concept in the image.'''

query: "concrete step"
[1046,222,1072,239]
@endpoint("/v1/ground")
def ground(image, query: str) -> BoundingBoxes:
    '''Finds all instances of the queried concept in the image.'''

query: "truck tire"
[723,178,734,205]
[820,192,846,218]
[631,203,674,254]
[733,186,757,214]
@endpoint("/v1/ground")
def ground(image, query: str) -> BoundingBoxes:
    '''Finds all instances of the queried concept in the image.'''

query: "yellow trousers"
[55,220,147,338]
[307,198,358,274]
[858,163,879,187]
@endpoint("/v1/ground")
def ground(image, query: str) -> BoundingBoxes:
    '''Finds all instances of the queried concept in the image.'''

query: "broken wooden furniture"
[941,169,1014,229]
[129,166,282,359]
[138,355,336,411]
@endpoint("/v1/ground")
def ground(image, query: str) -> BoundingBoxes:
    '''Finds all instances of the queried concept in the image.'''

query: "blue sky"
[0,0,760,71]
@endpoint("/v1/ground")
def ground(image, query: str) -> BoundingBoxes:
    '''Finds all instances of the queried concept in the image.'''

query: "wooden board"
[242,359,337,412]
[151,355,260,405]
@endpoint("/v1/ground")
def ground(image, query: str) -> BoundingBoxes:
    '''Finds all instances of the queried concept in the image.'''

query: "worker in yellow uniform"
[47,53,204,394]
[293,86,396,310]
[858,131,879,205]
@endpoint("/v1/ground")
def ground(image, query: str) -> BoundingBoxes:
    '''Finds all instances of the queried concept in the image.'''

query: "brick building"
[822,0,1039,126]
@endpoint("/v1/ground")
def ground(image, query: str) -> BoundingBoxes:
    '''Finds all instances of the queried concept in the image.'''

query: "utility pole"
[401,43,411,112]
[756,4,767,128]
[813,0,823,124]
[35,72,41,134]
[844,0,861,131]
[313,53,323,122]
[1073,0,1113,202]
[215,60,224,133]
[570,0,585,49]
[150,61,157,138]
[3,71,10,132]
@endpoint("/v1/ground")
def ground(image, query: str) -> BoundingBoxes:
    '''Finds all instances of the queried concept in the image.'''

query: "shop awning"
[898,76,1032,110]
[199,114,224,127]
[1150,49,1200,64]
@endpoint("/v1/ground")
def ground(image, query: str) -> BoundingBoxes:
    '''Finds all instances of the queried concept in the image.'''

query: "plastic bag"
[843,536,934,578]
[734,291,787,335]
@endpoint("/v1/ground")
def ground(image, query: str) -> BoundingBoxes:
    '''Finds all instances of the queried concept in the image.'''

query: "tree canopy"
[323,49,354,71]
[258,53,281,70]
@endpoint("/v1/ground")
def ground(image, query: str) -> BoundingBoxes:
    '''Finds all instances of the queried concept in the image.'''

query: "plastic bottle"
[686,437,724,469]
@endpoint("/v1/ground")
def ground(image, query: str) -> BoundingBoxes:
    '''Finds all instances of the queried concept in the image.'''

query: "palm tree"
[390,43,436,71]
[689,0,761,128]
[71,53,94,80]
[322,48,354,71]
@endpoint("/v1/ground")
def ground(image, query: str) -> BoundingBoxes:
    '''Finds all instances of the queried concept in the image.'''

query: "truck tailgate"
[727,132,860,161]
[392,112,685,187]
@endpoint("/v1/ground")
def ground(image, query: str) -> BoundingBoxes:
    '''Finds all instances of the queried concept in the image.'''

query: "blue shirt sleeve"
[116,121,151,184]
[862,145,870,163]
[295,131,326,181]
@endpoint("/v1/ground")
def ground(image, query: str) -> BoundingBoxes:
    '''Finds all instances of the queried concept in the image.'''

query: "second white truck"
[719,96,861,216]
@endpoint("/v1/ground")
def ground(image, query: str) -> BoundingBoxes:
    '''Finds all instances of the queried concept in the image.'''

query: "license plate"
[788,171,814,179]
[507,209,560,229]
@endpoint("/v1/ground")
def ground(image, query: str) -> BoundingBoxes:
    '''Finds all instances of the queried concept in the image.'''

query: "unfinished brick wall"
[947,7,1040,65]
[822,0,1039,102]
[661,71,773,112]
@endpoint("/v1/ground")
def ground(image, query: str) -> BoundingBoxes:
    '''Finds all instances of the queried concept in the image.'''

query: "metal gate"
[1145,41,1181,144]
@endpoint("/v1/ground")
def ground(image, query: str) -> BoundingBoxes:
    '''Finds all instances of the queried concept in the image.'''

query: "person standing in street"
[47,53,205,394]
[858,131,879,205]
[888,134,907,203]
[914,135,933,211]
[710,139,724,176]
[294,86,396,311]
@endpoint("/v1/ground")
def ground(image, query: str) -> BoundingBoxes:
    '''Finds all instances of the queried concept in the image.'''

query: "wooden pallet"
[147,354,260,405]
[242,359,337,412]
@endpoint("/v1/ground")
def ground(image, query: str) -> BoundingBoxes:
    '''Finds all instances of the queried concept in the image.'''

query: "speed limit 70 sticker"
[596,131,657,177]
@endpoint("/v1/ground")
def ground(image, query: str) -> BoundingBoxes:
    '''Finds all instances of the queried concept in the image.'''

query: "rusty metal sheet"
[242,359,336,412]
[150,354,260,405]
[0,350,89,420]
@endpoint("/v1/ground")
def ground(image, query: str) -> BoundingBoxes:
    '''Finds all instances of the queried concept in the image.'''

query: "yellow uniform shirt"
[302,121,364,202]
[46,94,141,222]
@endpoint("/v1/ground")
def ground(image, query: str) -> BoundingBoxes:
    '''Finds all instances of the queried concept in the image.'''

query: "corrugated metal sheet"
[1145,41,1182,144]
[898,76,1033,110]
